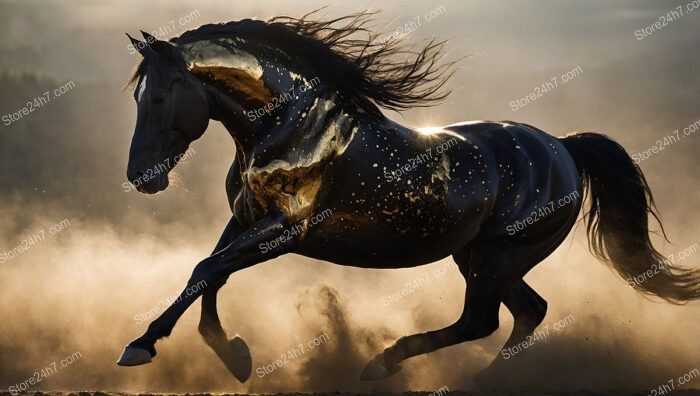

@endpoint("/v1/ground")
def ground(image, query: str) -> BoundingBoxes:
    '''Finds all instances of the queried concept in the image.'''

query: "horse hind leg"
[471,278,548,388]
[475,230,571,385]
[501,280,547,351]
[360,247,510,381]
[496,219,578,357]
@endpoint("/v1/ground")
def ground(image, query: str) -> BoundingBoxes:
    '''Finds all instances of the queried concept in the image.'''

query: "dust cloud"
[1,0,699,393]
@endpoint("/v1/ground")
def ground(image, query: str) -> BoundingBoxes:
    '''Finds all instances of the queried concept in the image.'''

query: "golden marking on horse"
[180,40,272,107]
[190,65,272,106]
[245,112,357,219]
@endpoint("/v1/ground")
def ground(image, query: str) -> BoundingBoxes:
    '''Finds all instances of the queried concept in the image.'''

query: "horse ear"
[140,30,157,43]
[126,33,151,56]
[139,30,181,65]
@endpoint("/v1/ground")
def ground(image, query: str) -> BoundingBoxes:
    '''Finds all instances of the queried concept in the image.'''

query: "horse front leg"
[117,210,297,382]
[198,278,253,382]
[196,217,254,382]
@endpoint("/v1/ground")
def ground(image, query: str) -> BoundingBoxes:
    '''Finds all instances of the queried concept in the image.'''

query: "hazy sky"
[2,0,699,81]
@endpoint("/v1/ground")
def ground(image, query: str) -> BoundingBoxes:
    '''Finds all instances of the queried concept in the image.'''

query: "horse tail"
[559,132,700,304]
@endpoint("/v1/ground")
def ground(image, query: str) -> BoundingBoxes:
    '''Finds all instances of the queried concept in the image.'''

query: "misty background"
[0,0,699,393]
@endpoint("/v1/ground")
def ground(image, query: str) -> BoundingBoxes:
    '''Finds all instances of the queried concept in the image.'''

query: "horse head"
[125,31,210,194]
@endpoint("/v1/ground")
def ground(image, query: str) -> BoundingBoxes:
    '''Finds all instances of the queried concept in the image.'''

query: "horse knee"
[190,256,219,285]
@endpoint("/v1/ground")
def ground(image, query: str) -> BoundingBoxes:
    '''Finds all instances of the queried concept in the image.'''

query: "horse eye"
[152,95,166,105]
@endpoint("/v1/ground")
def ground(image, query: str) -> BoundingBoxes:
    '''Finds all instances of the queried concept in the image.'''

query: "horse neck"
[234,76,367,164]
[204,83,256,141]
[199,48,376,168]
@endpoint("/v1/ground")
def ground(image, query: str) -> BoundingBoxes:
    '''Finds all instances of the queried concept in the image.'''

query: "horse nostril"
[133,171,145,182]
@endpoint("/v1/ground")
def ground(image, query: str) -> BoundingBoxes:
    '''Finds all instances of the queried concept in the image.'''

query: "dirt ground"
[3,391,700,396]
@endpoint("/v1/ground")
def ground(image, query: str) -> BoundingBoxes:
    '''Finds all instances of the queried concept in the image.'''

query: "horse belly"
[295,204,482,268]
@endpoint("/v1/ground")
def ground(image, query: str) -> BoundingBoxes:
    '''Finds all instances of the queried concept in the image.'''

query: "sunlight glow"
[416,125,467,141]
[417,126,445,135]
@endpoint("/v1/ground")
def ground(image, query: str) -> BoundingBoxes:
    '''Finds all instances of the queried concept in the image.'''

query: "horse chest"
[241,160,325,220]
[237,116,358,221]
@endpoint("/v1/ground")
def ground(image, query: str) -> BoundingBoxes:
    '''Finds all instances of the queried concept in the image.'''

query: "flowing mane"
[130,9,458,117]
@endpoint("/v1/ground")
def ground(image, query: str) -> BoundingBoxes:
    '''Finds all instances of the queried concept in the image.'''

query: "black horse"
[118,11,700,383]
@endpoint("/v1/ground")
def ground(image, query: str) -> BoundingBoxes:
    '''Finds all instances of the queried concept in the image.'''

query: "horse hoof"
[116,346,153,366]
[227,336,252,383]
[359,353,400,381]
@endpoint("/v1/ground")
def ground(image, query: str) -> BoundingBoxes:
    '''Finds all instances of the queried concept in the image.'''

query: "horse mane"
[131,9,459,116]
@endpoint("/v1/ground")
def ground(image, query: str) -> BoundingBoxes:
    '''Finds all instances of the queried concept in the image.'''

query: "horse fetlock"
[359,352,401,381]
[198,322,225,345]
[129,336,157,357]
